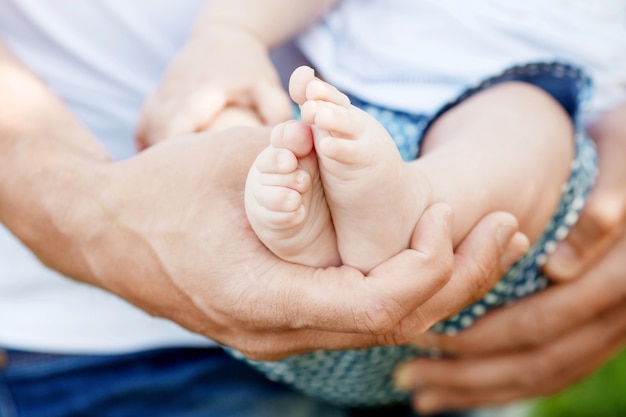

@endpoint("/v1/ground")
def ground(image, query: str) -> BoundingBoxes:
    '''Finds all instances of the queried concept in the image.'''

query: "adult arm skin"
[136,0,339,147]
[394,103,626,413]
[0,41,528,360]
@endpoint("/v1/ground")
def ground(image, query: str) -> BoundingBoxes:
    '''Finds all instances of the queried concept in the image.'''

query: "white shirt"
[0,0,213,353]
[299,0,626,122]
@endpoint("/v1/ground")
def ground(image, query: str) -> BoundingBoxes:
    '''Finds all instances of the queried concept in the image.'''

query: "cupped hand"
[135,25,292,150]
[95,126,527,361]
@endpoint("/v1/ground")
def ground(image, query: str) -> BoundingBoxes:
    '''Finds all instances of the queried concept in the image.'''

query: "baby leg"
[289,66,432,272]
[245,120,339,267]
[418,81,575,247]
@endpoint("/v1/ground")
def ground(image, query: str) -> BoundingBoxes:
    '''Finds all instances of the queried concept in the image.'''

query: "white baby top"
[0,0,214,353]
[298,0,626,122]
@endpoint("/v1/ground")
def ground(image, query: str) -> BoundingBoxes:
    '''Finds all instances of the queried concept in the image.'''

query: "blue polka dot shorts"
[228,62,598,407]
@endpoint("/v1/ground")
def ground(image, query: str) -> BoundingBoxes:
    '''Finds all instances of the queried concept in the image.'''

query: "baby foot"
[289,66,429,272]
[245,120,340,267]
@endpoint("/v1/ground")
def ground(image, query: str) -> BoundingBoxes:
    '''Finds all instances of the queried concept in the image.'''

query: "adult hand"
[544,103,626,281]
[394,103,626,413]
[93,126,527,361]
[394,230,626,413]
[135,24,291,150]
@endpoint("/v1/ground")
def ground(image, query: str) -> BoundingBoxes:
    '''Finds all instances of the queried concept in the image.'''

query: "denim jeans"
[0,346,467,417]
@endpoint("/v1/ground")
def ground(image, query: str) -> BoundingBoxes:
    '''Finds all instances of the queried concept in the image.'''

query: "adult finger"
[225,208,528,360]
[411,228,626,357]
[399,212,528,337]
[399,303,626,413]
[246,204,457,338]
[545,104,626,281]
[201,203,455,360]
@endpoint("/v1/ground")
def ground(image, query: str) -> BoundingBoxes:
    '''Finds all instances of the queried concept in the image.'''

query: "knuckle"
[383,327,415,346]
[584,196,626,236]
[464,261,497,304]
[354,296,398,336]
[401,310,433,343]
[370,325,413,346]
[516,358,550,389]
[512,305,553,347]
[439,255,455,281]
[354,295,430,345]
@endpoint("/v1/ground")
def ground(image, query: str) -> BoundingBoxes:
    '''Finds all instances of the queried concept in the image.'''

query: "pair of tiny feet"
[245,66,428,272]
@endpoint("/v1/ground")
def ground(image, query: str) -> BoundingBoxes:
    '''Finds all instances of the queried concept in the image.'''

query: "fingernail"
[411,331,437,349]
[392,365,412,391]
[496,223,517,249]
[545,242,578,280]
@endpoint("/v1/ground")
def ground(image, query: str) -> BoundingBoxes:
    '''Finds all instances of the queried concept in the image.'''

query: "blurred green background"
[530,347,626,417]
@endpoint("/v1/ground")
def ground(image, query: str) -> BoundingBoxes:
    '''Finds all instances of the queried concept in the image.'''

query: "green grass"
[531,348,626,417]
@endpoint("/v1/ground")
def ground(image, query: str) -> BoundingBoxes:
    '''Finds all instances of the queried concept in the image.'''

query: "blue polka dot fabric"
[228,62,598,407]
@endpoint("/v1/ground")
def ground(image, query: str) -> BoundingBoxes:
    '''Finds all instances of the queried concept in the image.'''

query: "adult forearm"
[0,41,111,282]
[0,37,284,340]
[0,38,266,326]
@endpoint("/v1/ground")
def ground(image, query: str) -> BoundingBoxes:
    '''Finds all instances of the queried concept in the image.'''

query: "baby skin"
[245,66,428,271]
[245,66,573,272]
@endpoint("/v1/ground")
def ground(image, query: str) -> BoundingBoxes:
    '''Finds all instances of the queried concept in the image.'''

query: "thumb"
[544,190,625,281]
